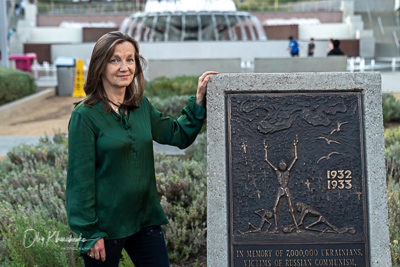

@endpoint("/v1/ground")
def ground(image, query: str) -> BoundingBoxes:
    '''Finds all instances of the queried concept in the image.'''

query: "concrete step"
[376,43,399,57]
[356,12,400,57]
[372,28,400,46]
[356,11,398,29]
[371,12,397,25]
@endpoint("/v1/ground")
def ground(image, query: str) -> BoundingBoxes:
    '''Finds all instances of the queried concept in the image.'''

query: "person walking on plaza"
[307,37,315,57]
[14,1,20,16]
[19,0,25,16]
[287,36,300,57]
[66,31,217,266]
[7,28,15,43]
[326,38,334,53]
[327,39,345,56]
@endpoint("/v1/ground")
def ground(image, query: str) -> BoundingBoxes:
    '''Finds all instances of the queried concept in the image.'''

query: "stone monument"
[207,73,391,266]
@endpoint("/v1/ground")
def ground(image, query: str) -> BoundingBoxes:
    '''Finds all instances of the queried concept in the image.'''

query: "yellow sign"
[72,59,86,98]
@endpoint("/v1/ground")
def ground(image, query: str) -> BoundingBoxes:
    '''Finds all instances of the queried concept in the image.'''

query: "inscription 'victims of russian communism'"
[236,249,363,267]
[242,258,356,267]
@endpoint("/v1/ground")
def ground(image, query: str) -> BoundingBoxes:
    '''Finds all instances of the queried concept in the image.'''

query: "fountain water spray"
[392,57,397,71]
[120,0,267,42]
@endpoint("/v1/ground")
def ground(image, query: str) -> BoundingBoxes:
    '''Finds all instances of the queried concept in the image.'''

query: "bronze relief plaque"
[227,92,368,267]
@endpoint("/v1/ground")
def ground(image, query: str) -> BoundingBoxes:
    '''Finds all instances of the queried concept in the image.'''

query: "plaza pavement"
[0,71,399,157]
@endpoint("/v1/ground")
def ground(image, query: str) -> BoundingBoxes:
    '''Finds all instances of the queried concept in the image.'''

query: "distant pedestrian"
[20,0,25,16]
[14,2,20,16]
[288,36,300,57]
[7,28,15,42]
[327,39,345,56]
[307,38,315,57]
[327,38,334,52]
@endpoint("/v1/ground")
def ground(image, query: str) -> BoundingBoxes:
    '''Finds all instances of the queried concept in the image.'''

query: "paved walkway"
[0,70,399,157]
[381,71,400,93]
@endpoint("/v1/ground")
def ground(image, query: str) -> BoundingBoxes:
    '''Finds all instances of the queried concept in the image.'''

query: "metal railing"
[38,2,145,15]
[393,31,399,48]
[38,0,341,15]
[283,0,341,12]
[378,16,385,35]
[366,4,373,28]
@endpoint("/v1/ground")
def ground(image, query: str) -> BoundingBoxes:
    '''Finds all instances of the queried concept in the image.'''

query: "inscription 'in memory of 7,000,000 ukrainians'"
[227,92,368,267]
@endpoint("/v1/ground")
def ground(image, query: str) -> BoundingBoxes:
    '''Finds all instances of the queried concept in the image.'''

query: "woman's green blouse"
[66,96,205,255]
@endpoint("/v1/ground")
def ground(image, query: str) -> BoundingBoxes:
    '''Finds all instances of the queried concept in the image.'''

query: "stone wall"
[24,43,52,63]
[147,58,242,79]
[263,25,298,40]
[252,11,343,24]
[82,27,119,42]
[254,56,347,73]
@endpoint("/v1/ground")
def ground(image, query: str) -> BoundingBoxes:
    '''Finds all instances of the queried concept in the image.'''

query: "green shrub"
[0,134,81,267]
[150,95,192,119]
[382,93,400,125]
[388,177,400,266]
[0,202,82,267]
[184,133,207,163]
[0,134,68,221]
[149,95,207,133]
[0,68,36,106]
[385,128,400,184]
[155,144,207,263]
[385,127,400,265]
[0,130,207,265]
[145,76,198,99]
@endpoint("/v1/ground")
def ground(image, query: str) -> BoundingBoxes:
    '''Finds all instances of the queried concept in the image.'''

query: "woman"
[66,31,217,266]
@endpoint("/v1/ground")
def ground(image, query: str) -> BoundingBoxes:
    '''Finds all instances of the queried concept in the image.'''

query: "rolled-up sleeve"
[66,110,108,255]
[150,96,205,149]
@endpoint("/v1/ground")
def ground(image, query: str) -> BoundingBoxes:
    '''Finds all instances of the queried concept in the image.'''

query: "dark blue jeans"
[83,225,170,267]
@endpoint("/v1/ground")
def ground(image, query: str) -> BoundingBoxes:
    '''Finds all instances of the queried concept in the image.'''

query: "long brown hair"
[75,31,147,112]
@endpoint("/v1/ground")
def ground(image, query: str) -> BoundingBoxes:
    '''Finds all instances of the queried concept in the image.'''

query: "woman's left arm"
[151,71,217,149]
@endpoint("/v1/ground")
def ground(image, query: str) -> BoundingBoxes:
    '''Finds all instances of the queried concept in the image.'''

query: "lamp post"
[1,0,9,68]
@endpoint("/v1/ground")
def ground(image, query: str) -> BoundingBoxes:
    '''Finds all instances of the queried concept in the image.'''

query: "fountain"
[119,0,267,42]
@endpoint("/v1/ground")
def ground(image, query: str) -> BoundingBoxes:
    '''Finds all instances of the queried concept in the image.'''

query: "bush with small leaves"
[384,127,400,266]
[388,177,400,266]
[0,201,82,267]
[150,95,192,120]
[0,134,68,221]
[149,96,207,135]
[0,129,208,265]
[385,128,400,184]
[0,134,76,266]
[145,76,198,99]
[155,137,207,263]
[0,68,36,106]
[382,93,400,126]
